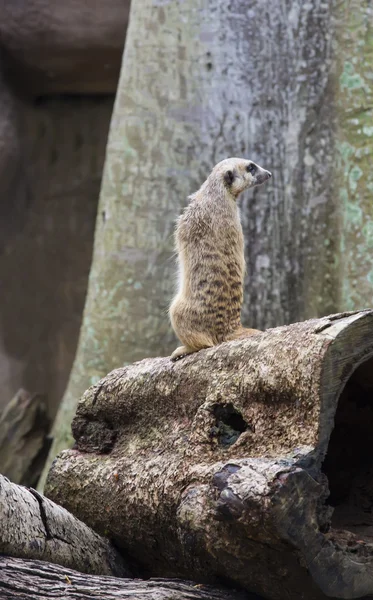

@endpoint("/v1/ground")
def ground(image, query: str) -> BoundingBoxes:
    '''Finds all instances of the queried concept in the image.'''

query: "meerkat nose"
[267,171,272,177]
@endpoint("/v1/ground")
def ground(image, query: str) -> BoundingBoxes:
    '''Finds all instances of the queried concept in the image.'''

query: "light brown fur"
[170,157,271,361]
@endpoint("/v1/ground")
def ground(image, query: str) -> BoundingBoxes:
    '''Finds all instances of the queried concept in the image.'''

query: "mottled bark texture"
[40,0,338,488]
[46,311,373,600]
[0,557,250,600]
[0,474,129,577]
[0,389,50,487]
[335,1,373,310]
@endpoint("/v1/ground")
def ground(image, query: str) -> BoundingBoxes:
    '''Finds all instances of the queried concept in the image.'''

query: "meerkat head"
[212,157,271,198]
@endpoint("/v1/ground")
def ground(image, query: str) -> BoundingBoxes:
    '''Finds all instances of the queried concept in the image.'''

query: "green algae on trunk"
[335,1,373,309]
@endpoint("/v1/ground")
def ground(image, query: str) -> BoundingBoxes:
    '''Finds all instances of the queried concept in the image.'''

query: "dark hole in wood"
[211,403,248,447]
[322,357,373,543]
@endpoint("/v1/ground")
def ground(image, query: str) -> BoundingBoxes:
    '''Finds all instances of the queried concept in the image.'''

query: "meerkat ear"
[224,169,235,186]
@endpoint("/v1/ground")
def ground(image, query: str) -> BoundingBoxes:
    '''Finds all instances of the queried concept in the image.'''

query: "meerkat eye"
[224,169,235,186]
[246,163,257,175]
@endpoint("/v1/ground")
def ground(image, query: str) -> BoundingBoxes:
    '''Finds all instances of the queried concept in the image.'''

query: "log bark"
[0,556,250,600]
[45,310,373,600]
[0,389,51,487]
[0,474,129,577]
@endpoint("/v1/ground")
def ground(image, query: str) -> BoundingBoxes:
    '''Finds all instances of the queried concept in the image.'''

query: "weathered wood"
[0,389,50,487]
[0,556,250,600]
[45,310,373,600]
[0,474,129,577]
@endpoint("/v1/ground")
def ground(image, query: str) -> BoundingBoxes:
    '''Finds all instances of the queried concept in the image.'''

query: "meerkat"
[169,157,271,361]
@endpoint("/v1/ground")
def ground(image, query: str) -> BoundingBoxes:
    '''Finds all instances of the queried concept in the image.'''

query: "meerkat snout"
[254,167,272,186]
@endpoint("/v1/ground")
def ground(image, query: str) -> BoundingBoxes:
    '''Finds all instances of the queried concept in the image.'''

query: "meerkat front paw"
[171,345,195,362]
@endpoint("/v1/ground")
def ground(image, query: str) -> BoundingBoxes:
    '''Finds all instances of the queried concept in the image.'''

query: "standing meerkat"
[169,157,271,361]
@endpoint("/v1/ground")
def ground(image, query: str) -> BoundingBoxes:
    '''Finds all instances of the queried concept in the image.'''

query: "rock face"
[0,96,113,418]
[0,389,50,487]
[0,2,129,417]
[0,1,130,95]
[45,310,373,600]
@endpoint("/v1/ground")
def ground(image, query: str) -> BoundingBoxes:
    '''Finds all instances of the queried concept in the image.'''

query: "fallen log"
[45,310,373,600]
[0,556,250,600]
[0,474,129,577]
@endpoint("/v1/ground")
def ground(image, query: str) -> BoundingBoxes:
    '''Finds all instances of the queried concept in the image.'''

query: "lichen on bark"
[335,1,373,309]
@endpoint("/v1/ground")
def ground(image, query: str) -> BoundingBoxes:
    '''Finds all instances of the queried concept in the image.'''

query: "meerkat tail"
[226,326,262,341]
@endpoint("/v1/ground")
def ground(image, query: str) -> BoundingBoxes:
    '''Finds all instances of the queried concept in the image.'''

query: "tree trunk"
[45,310,373,600]
[0,474,129,577]
[0,556,250,600]
[335,0,373,310]
[39,0,343,490]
